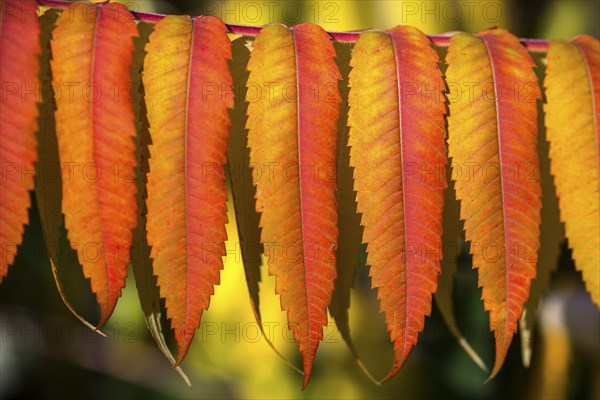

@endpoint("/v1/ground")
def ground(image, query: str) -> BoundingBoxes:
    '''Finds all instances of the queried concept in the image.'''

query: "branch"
[36,0,549,52]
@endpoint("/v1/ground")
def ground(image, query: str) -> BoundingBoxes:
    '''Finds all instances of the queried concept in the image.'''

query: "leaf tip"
[486,331,513,382]
[378,346,412,384]
[95,328,108,338]
[354,359,380,386]
[301,353,314,389]
[176,366,193,388]
[457,337,489,373]
[173,331,194,368]
[95,312,111,332]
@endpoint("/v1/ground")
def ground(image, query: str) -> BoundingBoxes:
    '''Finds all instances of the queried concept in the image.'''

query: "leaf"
[348,25,447,381]
[132,105,190,385]
[246,23,341,387]
[226,37,303,375]
[0,0,40,280]
[143,15,233,364]
[446,29,542,380]
[127,20,190,385]
[50,2,138,328]
[35,8,104,333]
[544,36,600,307]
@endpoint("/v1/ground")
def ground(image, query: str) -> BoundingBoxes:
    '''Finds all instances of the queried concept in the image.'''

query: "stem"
[35,0,549,52]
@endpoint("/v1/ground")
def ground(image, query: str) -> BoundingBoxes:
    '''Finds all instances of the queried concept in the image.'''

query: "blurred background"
[1,0,599,399]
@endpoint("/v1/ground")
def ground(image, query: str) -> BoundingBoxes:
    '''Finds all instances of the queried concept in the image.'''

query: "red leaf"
[50,3,139,327]
[446,29,542,379]
[246,23,341,387]
[143,15,233,364]
[348,25,447,380]
[0,0,40,280]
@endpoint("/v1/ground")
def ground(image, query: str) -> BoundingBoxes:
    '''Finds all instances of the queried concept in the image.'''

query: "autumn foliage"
[0,0,598,388]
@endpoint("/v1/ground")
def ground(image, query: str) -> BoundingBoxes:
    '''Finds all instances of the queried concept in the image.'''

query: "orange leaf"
[544,35,600,307]
[246,23,341,387]
[226,37,302,374]
[50,3,138,327]
[348,25,447,381]
[143,15,233,364]
[0,0,40,280]
[446,29,542,380]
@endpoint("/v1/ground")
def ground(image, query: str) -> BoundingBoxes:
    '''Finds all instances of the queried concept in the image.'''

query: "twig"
[36,0,550,52]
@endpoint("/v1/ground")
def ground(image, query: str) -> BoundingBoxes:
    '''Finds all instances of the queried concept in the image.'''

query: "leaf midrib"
[90,5,111,316]
[182,16,196,342]
[479,32,510,346]
[388,30,410,361]
[290,25,311,354]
